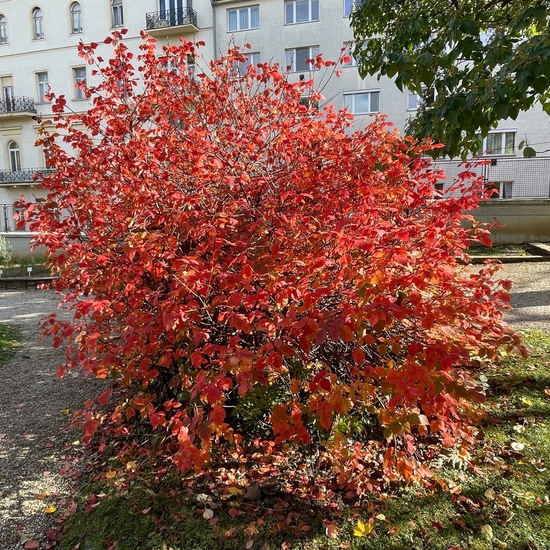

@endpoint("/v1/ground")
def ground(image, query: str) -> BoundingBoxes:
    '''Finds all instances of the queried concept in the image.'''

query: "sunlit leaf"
[481,524,493,541]
[353,519,373,537]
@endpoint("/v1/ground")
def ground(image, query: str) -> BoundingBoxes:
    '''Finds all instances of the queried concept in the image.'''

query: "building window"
[36,71,49,102]
[112,0,123,28]
[228,6,259,32]
[285,46,319,72]
[0,15,7,44]
[299,96,319,110]
[8,141,21,171]
[483,131,515,155]
[407,87,436,110]
[285,0,319,24]
[343,90,380,114]
[70,2,82,33]
[407,91,421,111]
[73,66,87,99]
[342,42,357,67]
[232,52,261,77]
[487,181,513,199]
[344,0,362,17]
[32,7,44,39]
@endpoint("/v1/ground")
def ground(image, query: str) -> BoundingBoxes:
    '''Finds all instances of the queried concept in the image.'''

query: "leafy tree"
[351,0,550,158]
[25,31,524,493]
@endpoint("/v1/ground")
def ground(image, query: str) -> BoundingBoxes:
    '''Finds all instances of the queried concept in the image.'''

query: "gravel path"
[0,290,104,550]
[0,262,548,549]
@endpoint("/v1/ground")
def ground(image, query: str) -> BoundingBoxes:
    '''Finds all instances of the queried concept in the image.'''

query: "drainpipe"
[210,0,218,60]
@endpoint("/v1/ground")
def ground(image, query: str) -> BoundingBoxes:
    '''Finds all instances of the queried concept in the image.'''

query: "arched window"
[112,0,123,28]
[8,141,21,172]
[70,2,82,33]
[32,7,44,39]
[0,15,7,44]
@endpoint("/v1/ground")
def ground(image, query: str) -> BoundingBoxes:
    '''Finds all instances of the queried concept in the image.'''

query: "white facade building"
[1,1,549,248]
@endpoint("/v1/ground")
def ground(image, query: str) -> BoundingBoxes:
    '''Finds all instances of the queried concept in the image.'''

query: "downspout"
[210,0,218,60]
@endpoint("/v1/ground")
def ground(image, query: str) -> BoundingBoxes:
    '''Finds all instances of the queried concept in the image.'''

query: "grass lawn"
[467,244,530,257]
[55,331,550,550]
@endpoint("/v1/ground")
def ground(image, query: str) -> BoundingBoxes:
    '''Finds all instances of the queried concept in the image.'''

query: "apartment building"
[1,1,549,246]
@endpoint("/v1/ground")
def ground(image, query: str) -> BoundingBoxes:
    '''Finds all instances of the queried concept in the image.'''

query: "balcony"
[0,168,54,185]
[0,97,36,117]
[145,8,198,37]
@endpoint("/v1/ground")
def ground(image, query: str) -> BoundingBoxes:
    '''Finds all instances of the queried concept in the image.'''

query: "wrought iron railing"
[0,96,36,114]
[146,8,198,30]
[0,168,55,184]
[434,156,550,199]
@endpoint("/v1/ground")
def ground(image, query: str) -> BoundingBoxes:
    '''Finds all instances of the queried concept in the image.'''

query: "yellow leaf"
[521,397,533,406]
[481,524,493,541]
[44,505,57,514]
[228,487,243,495]
[105,470,117,479]
[125,461,137,471]
[353,519,373,537]
[60,409,70,416]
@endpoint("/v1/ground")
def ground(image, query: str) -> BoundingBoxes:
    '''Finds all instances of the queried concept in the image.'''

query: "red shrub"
[26,32,524,487]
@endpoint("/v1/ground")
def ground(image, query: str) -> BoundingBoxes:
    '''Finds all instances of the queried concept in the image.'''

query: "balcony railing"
[146,8,198,32]
[0,97,36,115]
[0,168,55,184]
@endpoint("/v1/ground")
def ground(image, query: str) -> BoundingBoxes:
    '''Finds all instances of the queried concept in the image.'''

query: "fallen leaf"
[481,524,493,541]
[484,488,496,500]
[324,520,340,539]
[44,505,57,514]
[243,482,262,501]
[513,424,525,433]
[510,441,525,451]
[23,541,40,550]
[353,519,373,537]
[245,540,254,549]
[202,508,214,520]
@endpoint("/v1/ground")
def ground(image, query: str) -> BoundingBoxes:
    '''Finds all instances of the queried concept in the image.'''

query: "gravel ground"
[0,262,548,549]
[0,290,104,550]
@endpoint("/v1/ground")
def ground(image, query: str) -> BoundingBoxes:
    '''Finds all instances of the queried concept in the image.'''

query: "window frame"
[36,71,49,102]
[73,66,87,100]
[343,90,380,115]
[227,5,260,32]
[342,42,357,67]
[8,140,21,172]
[285,46,319,73]
[32,7,44,40]
[486,181,513,199]
[232,51,261,78]
[284,0,319,25]
[482,131,516,156]
[0,14,7,44]
[70,2,82,34]
[111,0,124,28]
